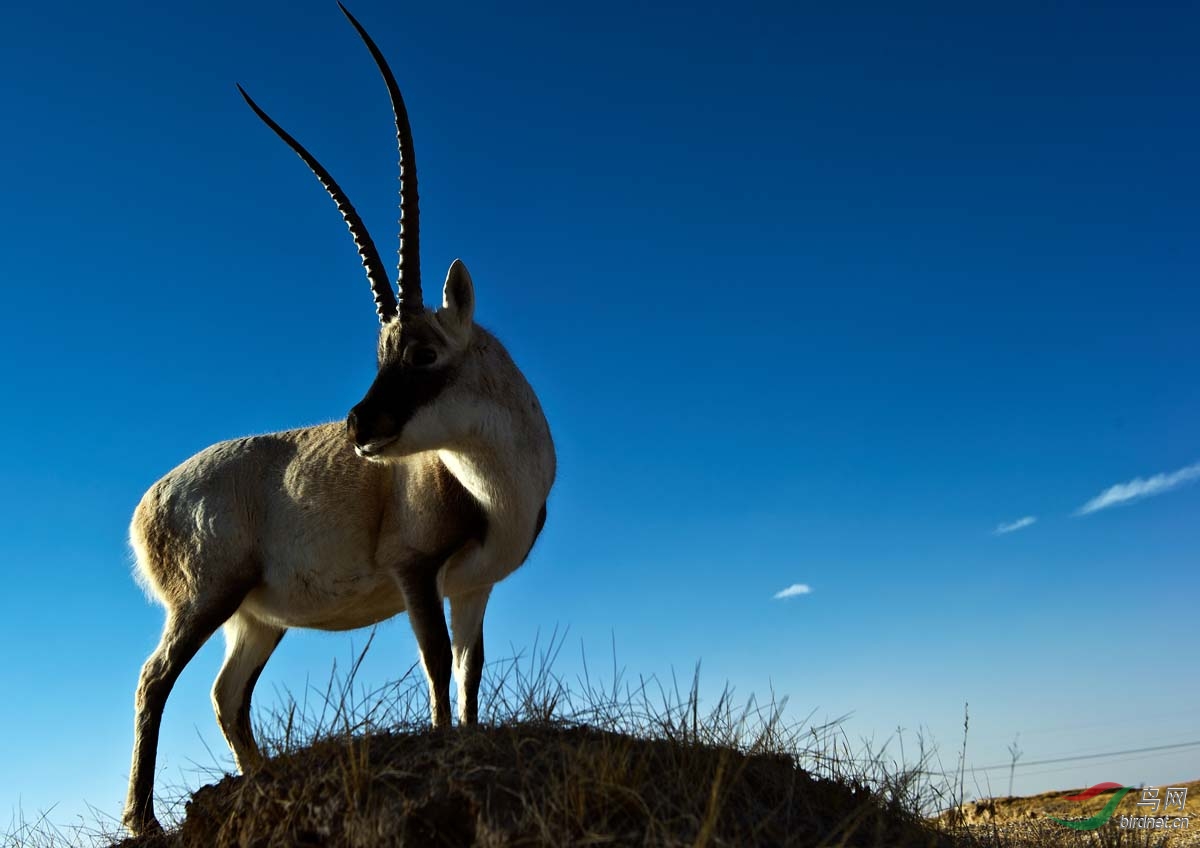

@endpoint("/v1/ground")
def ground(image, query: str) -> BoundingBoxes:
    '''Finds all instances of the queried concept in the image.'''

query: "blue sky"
[1,0,1197,829]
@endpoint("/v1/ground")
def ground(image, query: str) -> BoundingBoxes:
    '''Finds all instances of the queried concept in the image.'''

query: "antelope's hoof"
[122,808,164,839]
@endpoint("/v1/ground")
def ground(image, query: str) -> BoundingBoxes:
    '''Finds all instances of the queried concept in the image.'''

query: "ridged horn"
[338,2,423,314]
[237,84,399,324]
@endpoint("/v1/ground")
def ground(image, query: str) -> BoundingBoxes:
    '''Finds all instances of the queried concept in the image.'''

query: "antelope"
[122,5,555,835]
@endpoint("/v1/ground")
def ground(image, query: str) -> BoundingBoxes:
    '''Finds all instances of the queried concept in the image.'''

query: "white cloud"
[993,516,1037,535]
[1076,461,1200,516]
[773,583,812,600]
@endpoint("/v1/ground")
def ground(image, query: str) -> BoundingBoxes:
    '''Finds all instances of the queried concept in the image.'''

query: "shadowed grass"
[5,631,1189,847]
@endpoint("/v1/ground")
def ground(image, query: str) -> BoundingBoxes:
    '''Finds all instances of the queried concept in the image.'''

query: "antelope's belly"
[243,569,407,632]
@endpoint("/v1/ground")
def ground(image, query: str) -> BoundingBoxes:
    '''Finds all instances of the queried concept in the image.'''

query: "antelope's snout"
[346,402,398,455]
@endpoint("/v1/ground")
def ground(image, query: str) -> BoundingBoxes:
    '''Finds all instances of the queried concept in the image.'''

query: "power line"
[966,739,1200,773]
[1004,710,1200,738]
[1011,749,1200,781]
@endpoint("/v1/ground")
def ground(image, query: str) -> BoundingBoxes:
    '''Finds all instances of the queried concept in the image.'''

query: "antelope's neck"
[437,430,554,573]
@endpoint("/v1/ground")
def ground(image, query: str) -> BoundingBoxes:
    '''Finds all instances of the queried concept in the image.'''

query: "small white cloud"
[1076,461,1200,516]
[993,516,1037,535]
[773,583,812,600]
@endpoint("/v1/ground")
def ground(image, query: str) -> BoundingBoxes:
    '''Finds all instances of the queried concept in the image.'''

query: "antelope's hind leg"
[124,594,248,835]
[212,611,286,771]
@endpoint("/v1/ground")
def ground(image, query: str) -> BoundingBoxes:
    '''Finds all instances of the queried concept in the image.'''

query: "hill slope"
[115,722,945,847]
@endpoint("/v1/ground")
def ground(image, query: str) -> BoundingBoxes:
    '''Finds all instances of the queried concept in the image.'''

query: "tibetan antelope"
[123,5,555,835]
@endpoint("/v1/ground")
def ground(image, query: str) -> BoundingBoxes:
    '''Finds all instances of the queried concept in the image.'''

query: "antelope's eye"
[411,347,438,367]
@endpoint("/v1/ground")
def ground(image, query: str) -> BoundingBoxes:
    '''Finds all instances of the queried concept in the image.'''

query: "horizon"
[1,0,1197,832]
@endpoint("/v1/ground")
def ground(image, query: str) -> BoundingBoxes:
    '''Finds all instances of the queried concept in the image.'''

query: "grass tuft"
[7,631,1192,847]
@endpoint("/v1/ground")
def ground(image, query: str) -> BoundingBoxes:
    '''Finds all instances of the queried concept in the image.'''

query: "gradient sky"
[2,0,1197,831]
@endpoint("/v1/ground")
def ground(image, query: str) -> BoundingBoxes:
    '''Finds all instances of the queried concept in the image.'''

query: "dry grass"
[949,781,1200,826]
[943,781,1200,848]
[4,631,1191,847]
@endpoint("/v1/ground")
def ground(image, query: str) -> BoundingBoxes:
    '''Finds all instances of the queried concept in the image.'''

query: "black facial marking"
[348,359,455,447]
[349,322,459,448]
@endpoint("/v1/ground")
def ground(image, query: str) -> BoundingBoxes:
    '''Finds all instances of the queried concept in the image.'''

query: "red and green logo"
[1050,783,1135,831]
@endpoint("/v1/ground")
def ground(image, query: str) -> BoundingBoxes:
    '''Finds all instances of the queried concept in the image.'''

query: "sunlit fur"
[123,261,555,835]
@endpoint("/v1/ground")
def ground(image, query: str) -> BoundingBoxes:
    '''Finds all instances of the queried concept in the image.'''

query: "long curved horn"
[237,84,400,324]
[338,2,423,314]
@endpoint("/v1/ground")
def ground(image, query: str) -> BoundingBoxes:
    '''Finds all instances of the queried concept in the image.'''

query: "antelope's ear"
[439,259,475,342]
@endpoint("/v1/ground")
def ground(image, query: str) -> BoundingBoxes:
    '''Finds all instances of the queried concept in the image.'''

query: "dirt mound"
[115,723,947,847]
[942,779,1200,848]
[947,779,1199,826]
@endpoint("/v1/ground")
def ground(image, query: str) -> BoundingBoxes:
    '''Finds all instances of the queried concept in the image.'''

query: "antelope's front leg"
[449,586,491,724]
[399,572,453,728]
